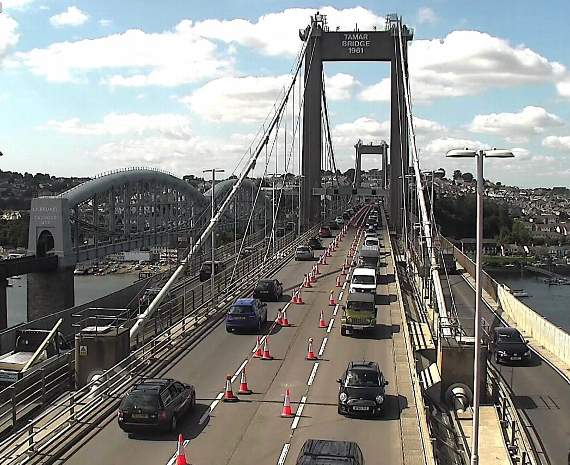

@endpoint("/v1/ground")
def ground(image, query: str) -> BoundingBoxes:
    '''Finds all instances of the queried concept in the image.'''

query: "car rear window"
[298,246,310,252]
[352,275,375,285]
[346,301,373,311]
[346,369,380,387]
[121,391,160,410]
[230,305,254,314]
[498,332,524,343]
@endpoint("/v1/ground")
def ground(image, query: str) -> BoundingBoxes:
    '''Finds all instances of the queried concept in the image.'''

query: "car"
[295,245,314,261]
[335,216,345,226]
[490,327,531,364]
[307,237,324,250]
[328,220,339,230]
[364,236,380,248]
[118,378,196,433]
[349,267,377,294]
[364,230,377,239]
[295,439,364,465]
[226,298,267,333]
[199,260,225,281]
[337,361,388,417]
[239,246,255,258]
[341,292,376,335]
[253,279,283,301]
[319,226,332,238]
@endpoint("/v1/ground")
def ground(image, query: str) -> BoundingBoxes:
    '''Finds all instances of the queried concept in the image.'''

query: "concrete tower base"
[27,267,75,321]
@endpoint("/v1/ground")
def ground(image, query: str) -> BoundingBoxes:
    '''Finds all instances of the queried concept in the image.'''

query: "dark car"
[307,237,324,250]
[328,220,339,230]
[490,327,531,364]
[296,439,364,465]
[199,260,225,282]
[118,378,195,433]
[226,298,267,333]
[337,361,388,417]
[319,226,332,238]
[239,246,255,258]
[253,279,283,301]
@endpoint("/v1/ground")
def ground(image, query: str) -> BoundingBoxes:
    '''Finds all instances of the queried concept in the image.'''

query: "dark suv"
[118,378,195,433]
[337,361,388,417]
[490,327,531,364]
[226,298,268,333]
[296,439,364,465]
[253,279,283,301]
[307,237,324,250]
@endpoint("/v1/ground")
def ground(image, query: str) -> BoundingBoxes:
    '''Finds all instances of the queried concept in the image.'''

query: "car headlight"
[524,348,531,355]
[349,288,355,293]
[346,317,352,323]
[375,395,384,404]
[497,350,507,356]
[339,393,348,403]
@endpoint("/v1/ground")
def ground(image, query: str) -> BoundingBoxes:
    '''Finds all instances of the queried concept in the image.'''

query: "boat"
[510,289,530,298]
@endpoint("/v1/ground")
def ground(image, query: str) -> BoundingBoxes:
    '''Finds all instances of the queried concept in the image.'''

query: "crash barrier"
[0,226,321,464]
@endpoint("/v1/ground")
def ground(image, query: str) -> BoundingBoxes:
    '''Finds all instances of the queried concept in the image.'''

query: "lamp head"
[446,148,476,158]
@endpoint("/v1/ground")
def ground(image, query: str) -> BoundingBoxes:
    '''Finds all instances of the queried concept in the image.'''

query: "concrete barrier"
[498,285,570,366]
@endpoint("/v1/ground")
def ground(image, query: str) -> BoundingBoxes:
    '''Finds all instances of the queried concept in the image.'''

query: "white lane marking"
[291,396,307,430]
[199,392,224,425]
[277,443,291,465]
[326,318,334,333]
[318,337,328,357]
[307,362,319,386]
[166,439,191,465]
[231,359,248,383]
[342,282,347,290]
[338,291,344,301]
[333,304,339,316]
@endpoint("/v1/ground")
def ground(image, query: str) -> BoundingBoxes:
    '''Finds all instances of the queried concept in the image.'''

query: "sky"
[0,1,569,188]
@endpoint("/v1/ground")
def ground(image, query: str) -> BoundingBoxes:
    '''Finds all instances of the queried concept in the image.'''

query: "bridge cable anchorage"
[394,22,451,337]
[129,23,315,340]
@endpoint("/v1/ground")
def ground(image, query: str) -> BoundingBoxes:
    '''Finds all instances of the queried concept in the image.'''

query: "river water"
[5,273,139,327]
[489,269,570,333]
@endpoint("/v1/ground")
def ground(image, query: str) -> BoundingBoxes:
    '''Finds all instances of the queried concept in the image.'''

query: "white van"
[349,267,377,294]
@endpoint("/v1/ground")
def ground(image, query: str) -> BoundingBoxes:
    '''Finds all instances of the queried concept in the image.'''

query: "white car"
[349,268,377,294]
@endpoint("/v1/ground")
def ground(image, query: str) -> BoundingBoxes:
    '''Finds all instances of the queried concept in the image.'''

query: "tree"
[461,172,474,182]
[343,168,355,182]
[453,170,462,180]
[434,168,446,179]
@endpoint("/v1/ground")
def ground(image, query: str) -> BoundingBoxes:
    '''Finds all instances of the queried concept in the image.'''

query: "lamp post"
[297,175,304,236]
[203,168,225,304]
[266,172,281,256]
[446,148,514,465]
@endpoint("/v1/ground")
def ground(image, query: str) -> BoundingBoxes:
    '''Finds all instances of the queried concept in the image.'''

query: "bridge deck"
[55,226,427,465]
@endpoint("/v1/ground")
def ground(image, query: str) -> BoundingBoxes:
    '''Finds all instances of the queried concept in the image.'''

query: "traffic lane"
[285,289,403,465]
[450,274,570,465]
[61,243,337,465]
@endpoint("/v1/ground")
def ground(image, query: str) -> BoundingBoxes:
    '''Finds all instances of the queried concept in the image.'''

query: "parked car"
[253,279,283,301]
[295,245,314,261]
[118,378,196,433]
[337,361,388,417]
[225,298,268,333]
[307,237,324,250]
[490,327,531,364]
[296,439,364,465]
[319,226,332,238]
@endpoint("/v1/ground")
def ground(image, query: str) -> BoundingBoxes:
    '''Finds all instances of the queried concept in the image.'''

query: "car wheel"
[341,326,347,336]
[226,326,231,333]
[170,415,177,432]
[337,405,343,415]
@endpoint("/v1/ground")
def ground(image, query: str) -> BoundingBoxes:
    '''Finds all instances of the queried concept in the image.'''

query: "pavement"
[58,218,426,465]
[448,270,570,465]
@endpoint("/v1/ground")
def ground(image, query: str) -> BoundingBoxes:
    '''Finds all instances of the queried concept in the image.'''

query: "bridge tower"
[354,140,389,189]
[300,13,412,230]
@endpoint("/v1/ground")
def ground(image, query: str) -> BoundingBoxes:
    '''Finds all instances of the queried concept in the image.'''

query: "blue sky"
[1,1,569,187]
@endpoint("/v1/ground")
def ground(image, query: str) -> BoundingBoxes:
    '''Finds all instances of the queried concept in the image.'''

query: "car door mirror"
[337,378,343,384]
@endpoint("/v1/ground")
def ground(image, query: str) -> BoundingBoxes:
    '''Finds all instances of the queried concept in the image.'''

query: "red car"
[319,226,332,238]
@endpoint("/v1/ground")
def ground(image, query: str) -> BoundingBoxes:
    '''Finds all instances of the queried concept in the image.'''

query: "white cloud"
[16,21,232,85]
[193,7,384,57]
[469,106,563,143]
[325,73,360,101]
[0,14,19,62]
[40,113,192,137]
[50,6,89,27]
[1,0,35,10]
[417,7,437,25]
[99,19,112,27]
[557,76,570,99]
[360,31,567,103]
[181,75,290,123]
[424,137,489,157]
[542,135,570,152]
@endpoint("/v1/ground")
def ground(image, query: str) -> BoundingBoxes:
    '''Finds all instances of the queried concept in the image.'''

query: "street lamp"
[446,148,513,465]
[203,168,225,304]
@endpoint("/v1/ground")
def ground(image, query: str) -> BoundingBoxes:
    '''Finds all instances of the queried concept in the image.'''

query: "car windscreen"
[297,246,310,252]
[351,275,375,285]
[365,239,379,245]
[346,301,374,312]
[121,391,160,411]
[230,305,255,314]
[497,332,524,344]
[345,369,380,387]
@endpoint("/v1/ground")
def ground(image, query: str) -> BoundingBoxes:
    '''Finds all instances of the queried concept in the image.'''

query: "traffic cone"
[322,254,328,265]
[291,292,299,304]
[276,310,284,326]
[281,388,294,417]
[296,286,304,304]
[341,264,347,276]
[253,336,263,358]
[315,262,320,274]
[281,308,290,326]
[238,367,252,395]
[336,275,342,287]
[319,309,327,328]
[329,289,336,306]
[304,274,312,288]
[306,338,318,360]
[175,434,188,465]
[309,270,317,284]
[262,337,273,360]
[222,375,239,402]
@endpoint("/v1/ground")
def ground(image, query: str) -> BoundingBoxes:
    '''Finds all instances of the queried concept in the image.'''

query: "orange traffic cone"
[296,286,304,304]
[322,254,328,265]
[336,275,342,287]
[341,264,347,276]
[309,270,317,284]
[281,388,294,417]
[276,310,284,326]
[315,262,320,274]
[281,308,290,327]
[329,289,336,306]
[319,309,327,329]
[253,336,263,358]
[306,338,318,360]
[175,434,188,465]
[291,292,299,304]
[262,337,273,360]
[222,375,239,402]
[304,274,312,288]
[238,367,252,395]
